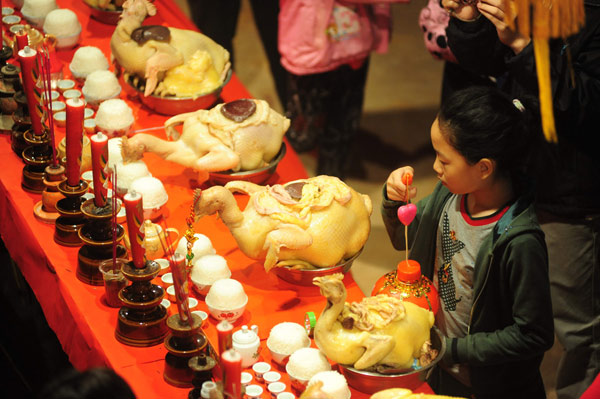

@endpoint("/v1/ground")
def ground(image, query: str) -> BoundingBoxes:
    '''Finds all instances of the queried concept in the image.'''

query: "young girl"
[382,86,554,398]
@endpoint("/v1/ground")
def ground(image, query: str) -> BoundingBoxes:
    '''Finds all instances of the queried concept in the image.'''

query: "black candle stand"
[116,260,169,347]
[10,91,30,158]
[188,353,218,399]
[54,180,88,246]
[164,313,207,387]
[21,128,53,193]
[77,198,127,285]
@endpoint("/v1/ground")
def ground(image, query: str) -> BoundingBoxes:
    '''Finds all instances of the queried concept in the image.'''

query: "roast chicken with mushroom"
[193,176,372,271]
[121,98,289,183]
[111,0,230,97]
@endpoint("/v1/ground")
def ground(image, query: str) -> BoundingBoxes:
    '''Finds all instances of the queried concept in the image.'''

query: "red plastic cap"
[396,259,421,282]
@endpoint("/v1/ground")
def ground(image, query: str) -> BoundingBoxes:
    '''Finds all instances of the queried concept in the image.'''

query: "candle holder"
[21,128,53,193]
[116,260,169,347]
[0,45,13,66]
[164,313,207,387]
[11,91,30,158]
[77,197,127,285]
[54,180,88,246]
[188,354,218,399]
[33,164,66,223]
[0,64,21,134]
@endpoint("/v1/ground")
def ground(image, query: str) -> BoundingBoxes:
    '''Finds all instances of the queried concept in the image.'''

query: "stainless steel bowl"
[272,248,362,286]
[339,326,445,394]
[86,4,121,25]
[208,143,287,186]
[126,68,232,115]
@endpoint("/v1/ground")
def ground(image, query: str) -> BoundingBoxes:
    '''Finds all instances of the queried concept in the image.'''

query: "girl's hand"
[386,166,417,202]
[441,0,481,22]
[477,0,531,54]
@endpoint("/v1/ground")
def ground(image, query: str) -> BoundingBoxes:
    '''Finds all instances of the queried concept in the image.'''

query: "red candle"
[65,98,84,186]
[90,132,108,207]
[124,190,146,268]
[15,29,28,51]
[169,252,192,324]
[18,46,44,136]
[221,349,242,399]
[217,320,233,356]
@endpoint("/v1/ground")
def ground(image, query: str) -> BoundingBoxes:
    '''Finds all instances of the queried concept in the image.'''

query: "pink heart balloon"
[397,203,417,226]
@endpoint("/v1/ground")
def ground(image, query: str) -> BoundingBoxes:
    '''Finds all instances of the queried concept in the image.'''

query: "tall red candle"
[65,98,84,186]
[217,320,233,356]
[124,190,146,268]
[18,46,44,136]
[90,132,108,207]
[221,349,242,399]
[15,29,28,51]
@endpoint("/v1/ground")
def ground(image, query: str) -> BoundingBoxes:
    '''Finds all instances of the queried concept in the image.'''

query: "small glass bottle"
[371,259,439,315]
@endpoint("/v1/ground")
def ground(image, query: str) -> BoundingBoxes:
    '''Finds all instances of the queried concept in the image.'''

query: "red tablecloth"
[0,1,433,397]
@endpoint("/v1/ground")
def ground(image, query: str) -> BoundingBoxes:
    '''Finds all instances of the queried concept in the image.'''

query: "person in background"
[186,0,287,106]
[38,367,135,399]
[382,86,554,398]
[278,1,398,179]
[441,1,600,397]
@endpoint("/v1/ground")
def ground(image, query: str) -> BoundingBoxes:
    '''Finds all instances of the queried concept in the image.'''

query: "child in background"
[381,86,554,398]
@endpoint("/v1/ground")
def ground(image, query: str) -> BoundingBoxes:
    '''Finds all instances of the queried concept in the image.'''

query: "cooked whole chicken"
[193,176,372,271]
[121,99,290,183]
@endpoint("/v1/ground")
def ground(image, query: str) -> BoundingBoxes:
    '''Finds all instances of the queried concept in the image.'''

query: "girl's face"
[431,118,484,195]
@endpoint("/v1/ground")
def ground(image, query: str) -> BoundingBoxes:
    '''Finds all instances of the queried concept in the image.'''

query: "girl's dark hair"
[438,85,541,186]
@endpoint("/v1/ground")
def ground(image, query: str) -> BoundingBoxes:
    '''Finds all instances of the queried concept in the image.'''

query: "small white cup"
[245,384,263,399]
[161,272,173,287]
[263,371,281,384]
[252,362,271,382]
[241,371,253,387]
[188,297,198,310]
[154,258,170,275]
[268,382,286,398]
[161,298,171,309]
[166,285,176,301]
[192,310,208,322]
[277,393,295,399]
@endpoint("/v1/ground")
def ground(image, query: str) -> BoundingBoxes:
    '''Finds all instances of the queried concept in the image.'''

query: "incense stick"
[38,47,57,166]
[111,166,118,271]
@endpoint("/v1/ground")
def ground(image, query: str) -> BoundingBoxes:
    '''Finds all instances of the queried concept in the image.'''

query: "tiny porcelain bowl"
[241,371,253,387]
[2,15,21,27]
[63,89,82,100]
[51,100,65,113]
[191,310,208,323]
[277,393,295,399]
[83,119,96,135]
[166,285,176,302]
[2,7,14,16]
[263,371,282,384]
[80,170,93,185]
[154,258,170,276]
[188,297,199,310]
[42,90,59,102]
[84,108,95,119]
[57,79,75,93]
[9,24,25,35]
[54,111,66,127]
[245,384,263,399]
[268,382,287,398]
[252,362,271,382]
[161,272,173,287]
[161,298,171,311]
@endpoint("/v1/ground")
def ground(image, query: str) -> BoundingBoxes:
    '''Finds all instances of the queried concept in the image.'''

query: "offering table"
[0,0,433,397]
